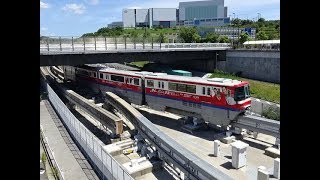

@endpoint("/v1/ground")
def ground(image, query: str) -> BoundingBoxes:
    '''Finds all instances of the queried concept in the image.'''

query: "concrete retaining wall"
[218,50,280,83]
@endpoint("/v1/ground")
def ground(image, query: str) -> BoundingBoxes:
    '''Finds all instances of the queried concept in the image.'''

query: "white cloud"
[85,0,99,5]
[127,6,143,9]
[40,1,49,9]
[41,27,48,31]
[62,4,86,14]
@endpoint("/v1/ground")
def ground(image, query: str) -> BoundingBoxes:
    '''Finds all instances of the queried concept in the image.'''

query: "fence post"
[83,37,86,51]
[134,40,136,49]
[160,41,161,49]
[59,37,62,51]
[94,36,96,51]
[151,37,153,49]
[124,37,127,49]
[115,37,117,50]
[72,37,74,51]
[47,38,49,51]
[143,38,145,49]
[104,37,107,50]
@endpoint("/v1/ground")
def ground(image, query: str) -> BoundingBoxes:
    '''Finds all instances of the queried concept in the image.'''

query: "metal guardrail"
[234,114,280,138]
[40,36,231,52]
[44,81,134,180]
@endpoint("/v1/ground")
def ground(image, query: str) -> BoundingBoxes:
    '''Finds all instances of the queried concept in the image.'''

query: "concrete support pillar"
[213,140,220,157]
[257,166,269,180]
[273,158,280,179]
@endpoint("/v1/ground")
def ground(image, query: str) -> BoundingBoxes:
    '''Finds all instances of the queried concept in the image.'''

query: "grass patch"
[41,152,47,168]
[262,106,280,121]
[51,166,60,180]
[128,61,150,68]
[210,70,280,104]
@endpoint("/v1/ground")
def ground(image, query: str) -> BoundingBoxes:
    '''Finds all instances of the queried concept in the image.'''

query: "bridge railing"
[40,36,231,52]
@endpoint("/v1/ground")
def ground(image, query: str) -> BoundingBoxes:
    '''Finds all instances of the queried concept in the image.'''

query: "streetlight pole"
[232,13,235,48]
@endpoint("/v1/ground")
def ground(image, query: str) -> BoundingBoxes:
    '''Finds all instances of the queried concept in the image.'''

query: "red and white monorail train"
[62,64,251,127]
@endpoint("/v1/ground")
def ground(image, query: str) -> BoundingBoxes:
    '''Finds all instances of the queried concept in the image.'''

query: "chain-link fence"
[46,83,134,180]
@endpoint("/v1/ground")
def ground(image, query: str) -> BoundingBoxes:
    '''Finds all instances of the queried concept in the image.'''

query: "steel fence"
[46,83,134,180]
[40,36,231,52]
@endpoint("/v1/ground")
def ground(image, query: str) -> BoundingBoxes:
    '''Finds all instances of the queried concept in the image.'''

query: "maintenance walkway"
[40,100,99,180]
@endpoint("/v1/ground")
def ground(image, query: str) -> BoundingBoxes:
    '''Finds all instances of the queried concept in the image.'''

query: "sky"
[40,0,280,36]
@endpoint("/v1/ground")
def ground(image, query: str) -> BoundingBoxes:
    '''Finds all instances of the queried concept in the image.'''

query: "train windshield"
[234,85,250,101]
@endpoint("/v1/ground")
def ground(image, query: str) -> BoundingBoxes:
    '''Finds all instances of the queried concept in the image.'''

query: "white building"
[122,8,177,28]
[122,0,230,28]
[179,0,230,27]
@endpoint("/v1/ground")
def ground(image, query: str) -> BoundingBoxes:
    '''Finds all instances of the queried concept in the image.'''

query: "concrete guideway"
[40,100,91,180]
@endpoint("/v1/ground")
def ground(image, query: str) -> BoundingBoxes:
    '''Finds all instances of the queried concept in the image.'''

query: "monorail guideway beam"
[232,114,280,138]
[104,92,233,180]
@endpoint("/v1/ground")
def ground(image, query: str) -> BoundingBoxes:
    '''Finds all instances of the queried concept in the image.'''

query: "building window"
[147,80,154,87]
[110,75,124,82]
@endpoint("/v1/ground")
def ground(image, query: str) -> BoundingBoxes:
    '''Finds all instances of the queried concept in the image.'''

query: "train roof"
[80,65,247,87]
[145,73,245,87]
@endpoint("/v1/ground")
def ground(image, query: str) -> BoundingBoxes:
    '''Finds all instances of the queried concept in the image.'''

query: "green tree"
[257,31,268,40]
[192,33,201,43]
[143,28,150,39]
[205,32,219,43]
[157,32,167,43]
[239,32,250,44]
[218,35,230,43]
[178,27,198,43]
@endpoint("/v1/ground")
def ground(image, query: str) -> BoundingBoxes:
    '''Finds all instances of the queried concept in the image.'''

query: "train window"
[168,82,177,91]
[186,85,196,94]
[235,86,245,101]
[147,80,154,87]
[134,78,140,85]
[93,72,97,78]
[110,75,124,82]
[128,78,133,84]
[177,84,187,92]
[207,87,211,95]
[99,73,103,79]
[158,81,161,88]
[202,87,205,95]
[105,74,109,80]
[162,82,164,89]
